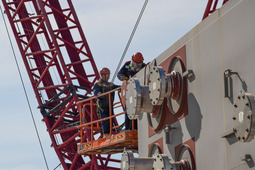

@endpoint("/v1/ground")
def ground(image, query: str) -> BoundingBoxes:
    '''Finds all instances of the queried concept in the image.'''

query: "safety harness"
[97,80,112,112]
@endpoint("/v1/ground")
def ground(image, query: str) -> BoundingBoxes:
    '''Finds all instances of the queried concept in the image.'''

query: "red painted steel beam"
[203,0,229,20]
[1,0,120,169]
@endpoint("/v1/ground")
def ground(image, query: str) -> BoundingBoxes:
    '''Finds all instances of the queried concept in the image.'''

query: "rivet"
[233,129,237,133]
[243,95,245,99]
[157,78,160,81]
[238,96,241,100]
[233,117,236,120]
[157,89,160,92]
[242,137,245,140]
[247,115,251,119]
[246,128,249,132]
[246,103,249,107]
[234,104,238,108]
[238,136,241,140]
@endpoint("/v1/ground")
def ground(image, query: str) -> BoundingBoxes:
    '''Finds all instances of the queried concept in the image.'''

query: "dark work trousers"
[98,106,113,134]
[125,113,137,130]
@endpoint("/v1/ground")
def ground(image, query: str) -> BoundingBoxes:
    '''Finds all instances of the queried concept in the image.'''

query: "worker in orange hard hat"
[93,67,120,136]
[117,52,146,131]
[117,52,146,81]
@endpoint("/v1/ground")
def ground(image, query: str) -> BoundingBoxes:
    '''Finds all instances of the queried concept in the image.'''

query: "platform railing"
[77,87,135,144]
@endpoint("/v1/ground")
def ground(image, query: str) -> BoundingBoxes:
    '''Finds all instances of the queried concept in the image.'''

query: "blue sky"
[0,0,217,169]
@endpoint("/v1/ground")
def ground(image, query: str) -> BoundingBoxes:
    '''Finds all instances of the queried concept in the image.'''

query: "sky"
[0,0,220,169]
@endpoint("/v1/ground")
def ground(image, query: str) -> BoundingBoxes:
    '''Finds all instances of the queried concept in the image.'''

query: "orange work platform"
[78,131,138,154]
[77,87,138,155]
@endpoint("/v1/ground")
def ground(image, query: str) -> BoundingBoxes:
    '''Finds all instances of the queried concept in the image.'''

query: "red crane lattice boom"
[2,0,231,169]
[2,0,120,169]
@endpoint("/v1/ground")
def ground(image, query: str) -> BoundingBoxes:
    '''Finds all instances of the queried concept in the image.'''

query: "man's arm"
[117,63,129,81]
[93,83,101,96]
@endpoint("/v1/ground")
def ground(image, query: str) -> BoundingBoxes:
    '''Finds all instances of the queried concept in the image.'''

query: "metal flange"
[126,78,154,120]
[121,150,136,170]
[121,150,154,170]
[148,66,167,105]
[233,93,255,142]
[153,153,171,170]
[148,64,183,107]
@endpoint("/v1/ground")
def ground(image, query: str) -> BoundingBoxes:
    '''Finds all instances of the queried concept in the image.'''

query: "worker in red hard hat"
[117,52,146,131]
[117,52,146,81]
[93,67,120,136]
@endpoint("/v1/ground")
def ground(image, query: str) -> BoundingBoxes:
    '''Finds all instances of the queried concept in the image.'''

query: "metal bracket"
[224,69,247,98]
[183,69,194,78]
[164,125,176,144]
[221,129,235,138]
[241,154,254,168]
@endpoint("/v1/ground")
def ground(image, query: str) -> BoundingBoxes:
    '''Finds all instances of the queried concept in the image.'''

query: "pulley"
[148,65,182,106]
[176,145,194,170]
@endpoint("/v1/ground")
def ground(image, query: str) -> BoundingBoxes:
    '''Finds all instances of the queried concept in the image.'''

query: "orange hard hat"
[99,67,110,75]
[132,52,144,63]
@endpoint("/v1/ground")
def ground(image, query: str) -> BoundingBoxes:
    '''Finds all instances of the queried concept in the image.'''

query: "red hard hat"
[99,67,110,75]
[132,52,144,63]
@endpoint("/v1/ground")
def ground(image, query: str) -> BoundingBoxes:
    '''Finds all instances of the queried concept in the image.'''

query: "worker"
[117,52,146,81]
[117,52,146,131]
[93,67,120,137]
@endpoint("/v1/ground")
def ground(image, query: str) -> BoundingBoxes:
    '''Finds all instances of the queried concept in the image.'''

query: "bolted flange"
[126,78,154,120]
[148,66,183,106]
[152,153,171,170]
[233,93,255,142]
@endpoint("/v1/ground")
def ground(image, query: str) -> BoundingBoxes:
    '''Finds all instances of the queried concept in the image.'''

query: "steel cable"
[111,0,149,83]
[0,4,50,170]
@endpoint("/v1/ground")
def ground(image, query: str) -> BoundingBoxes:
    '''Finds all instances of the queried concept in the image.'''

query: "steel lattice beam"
[2,0,120,169]
[203,0,229,20]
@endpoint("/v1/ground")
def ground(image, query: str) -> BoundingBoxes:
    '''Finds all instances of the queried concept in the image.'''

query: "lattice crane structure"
[2,0,229,169]
[1,0,121,169]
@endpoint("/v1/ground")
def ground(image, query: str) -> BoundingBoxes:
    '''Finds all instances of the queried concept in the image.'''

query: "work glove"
[122,77,129,81]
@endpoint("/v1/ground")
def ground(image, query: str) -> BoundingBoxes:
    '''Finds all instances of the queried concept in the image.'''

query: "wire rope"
[0,4,50,170]
[111,0,149,82]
